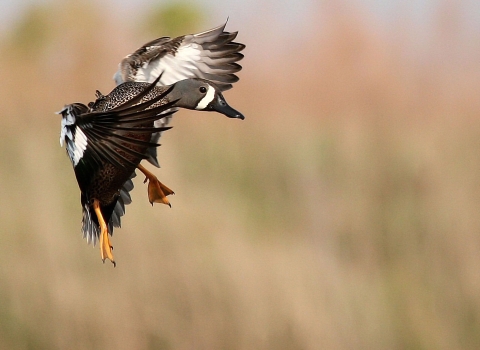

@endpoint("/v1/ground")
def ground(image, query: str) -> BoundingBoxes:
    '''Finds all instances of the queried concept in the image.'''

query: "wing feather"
[114,22,245,92]
[113,22,244,167]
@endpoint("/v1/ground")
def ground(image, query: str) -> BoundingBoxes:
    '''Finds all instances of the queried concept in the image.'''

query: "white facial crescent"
[195,85,215,110]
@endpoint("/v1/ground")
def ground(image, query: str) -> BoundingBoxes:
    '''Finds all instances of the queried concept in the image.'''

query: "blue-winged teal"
[59,23,245,265]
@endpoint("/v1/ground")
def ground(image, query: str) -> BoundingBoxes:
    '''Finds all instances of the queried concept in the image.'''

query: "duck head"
[168,79,244,120]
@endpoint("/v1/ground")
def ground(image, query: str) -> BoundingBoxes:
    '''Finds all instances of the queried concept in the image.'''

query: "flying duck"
[59,23,245,265]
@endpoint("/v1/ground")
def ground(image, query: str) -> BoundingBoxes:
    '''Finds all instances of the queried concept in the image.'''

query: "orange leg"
[137,164,174,207]
[93,199,116,267]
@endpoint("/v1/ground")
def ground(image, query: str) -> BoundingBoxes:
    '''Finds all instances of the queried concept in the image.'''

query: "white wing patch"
[73,126,88,166]
[58,106,75,146]
[59,105,88,167]
[113,22,244,91]
[195,85,215,110]
[136,43,204,86]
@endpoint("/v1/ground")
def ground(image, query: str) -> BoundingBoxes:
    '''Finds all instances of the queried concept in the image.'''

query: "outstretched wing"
[114,22,245,167]
[73,80,177,193]
[66,78,177,244]
[114,21,245,91]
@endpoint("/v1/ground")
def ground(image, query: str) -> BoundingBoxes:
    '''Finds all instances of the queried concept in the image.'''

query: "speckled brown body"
[86,82,170,206]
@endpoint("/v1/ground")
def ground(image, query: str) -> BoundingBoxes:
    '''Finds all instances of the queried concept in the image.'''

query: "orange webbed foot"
[137,164,174,207]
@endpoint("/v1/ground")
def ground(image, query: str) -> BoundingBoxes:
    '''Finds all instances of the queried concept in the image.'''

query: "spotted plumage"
[59,22,245,265]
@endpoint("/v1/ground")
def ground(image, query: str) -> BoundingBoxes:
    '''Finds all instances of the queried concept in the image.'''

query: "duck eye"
[199,86,207,93]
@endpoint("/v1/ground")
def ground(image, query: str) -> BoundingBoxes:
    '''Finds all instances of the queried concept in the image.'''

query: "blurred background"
[1,0,480,348]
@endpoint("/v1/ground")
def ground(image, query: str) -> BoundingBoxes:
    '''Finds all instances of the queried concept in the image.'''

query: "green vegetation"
[144,2,204,36]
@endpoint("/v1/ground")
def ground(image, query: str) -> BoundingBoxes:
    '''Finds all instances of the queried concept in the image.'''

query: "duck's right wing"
[114,22,245,92]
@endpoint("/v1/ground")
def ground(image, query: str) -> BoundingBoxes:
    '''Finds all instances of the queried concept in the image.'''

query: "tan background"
[1,1,480,349]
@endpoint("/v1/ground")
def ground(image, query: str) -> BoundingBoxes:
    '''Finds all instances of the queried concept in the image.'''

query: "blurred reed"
[0,1,480,349]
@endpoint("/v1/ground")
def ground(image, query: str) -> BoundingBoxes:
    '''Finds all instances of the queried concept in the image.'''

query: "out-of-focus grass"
[1,1,480,349]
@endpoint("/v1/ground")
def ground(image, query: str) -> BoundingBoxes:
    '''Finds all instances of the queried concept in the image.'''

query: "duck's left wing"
[74,84,176,171]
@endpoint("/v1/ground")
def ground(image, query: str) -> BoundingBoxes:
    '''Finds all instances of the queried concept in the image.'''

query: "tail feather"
[81,198,99,246]
[81,172,137,245]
